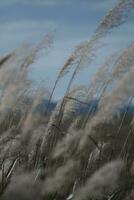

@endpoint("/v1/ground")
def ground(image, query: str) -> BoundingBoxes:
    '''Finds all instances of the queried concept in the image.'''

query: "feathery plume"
[74,160,124,200]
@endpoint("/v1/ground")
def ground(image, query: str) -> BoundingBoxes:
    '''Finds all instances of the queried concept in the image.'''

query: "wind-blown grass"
[0,0,134,199]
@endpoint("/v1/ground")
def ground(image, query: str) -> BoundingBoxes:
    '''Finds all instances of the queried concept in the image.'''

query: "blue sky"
[0,0,117,53]
[0,0,134,99]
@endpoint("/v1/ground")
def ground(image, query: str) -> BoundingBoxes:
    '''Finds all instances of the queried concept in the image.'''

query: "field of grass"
[0,0,134,199]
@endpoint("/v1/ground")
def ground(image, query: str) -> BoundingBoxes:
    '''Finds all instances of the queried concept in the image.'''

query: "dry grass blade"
[0,53,13,68]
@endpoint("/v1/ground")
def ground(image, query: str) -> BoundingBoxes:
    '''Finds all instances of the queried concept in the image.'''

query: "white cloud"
[89,0,117,11]
[0,19,58,54]
[0,0,75,6]
[0,0,116,8]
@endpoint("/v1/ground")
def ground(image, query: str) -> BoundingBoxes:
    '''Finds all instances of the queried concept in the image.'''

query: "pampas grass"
[73,160,124,200]
[0,0,133,199]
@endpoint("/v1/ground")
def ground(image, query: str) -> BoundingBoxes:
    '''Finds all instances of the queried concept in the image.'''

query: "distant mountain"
[35,99,56,115]
[35,98,134,116]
